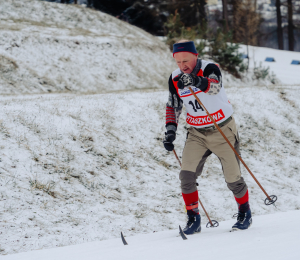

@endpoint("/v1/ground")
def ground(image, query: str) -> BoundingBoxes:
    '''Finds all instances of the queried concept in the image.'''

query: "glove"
[163,130,176,151]
[173,73,201,90]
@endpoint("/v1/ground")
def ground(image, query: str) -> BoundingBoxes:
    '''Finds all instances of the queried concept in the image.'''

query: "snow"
[3,210,300,260]
[0,0,176,95]
[0,0,300,258]
[239,45,300,85]
[1,87,300,255]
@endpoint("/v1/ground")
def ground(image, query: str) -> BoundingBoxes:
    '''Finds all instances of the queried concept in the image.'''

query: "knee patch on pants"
[227,177,248,198]
[179,170,198,194]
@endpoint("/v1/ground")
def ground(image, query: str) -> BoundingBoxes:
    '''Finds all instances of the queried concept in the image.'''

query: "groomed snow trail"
[3,210,300,260]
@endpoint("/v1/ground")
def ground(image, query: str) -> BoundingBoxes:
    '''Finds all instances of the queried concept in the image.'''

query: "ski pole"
[188,87,277,206]
[173,148,219,228]
[173,149,182,167]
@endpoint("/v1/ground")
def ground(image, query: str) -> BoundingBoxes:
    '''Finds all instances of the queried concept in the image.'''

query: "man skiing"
[163,40,252,234]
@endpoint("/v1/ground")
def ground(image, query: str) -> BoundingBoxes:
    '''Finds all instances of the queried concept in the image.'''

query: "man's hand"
[173,73,201,90]
[163,130,176,151]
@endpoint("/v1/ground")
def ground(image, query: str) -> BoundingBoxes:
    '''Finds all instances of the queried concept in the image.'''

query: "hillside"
[0,0,175,94]
[1,86,300,255]
[0,0,300,257]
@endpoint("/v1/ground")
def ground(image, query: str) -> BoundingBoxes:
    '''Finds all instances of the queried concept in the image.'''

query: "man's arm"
[163,75,183,151]
[166,75,183,133]
[174,63,222,95]
[202,63,222,95]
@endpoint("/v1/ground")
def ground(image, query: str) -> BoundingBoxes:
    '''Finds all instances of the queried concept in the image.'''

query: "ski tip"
[179,225,188,240]
[121,232,128,245]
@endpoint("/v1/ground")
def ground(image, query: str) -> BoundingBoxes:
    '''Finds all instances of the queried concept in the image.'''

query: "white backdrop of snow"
[0,0,300,257]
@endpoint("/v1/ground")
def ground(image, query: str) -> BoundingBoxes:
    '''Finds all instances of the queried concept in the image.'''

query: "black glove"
[173,73,201,90]
[163,130,176,151]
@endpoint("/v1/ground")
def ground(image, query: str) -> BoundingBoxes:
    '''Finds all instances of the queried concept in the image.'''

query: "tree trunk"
[232,0,242,42]
[287,0,294,51]
[74,0,78,4]
[222,0,229,32]
[275,0,283,50]
[199,0,207,23]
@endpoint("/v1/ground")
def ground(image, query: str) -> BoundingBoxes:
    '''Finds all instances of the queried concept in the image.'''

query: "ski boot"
[232,209,252,231]
[182,212,201,235]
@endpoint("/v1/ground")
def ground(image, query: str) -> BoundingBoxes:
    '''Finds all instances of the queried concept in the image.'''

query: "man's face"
[174,52,198,74]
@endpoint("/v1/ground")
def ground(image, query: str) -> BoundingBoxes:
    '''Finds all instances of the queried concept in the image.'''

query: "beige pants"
[180,117,248,198]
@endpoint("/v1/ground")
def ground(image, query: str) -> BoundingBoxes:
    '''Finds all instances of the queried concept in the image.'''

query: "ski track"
[2,210,300,260]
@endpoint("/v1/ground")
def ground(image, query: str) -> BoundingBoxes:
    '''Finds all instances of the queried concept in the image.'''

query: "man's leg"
[208,118,252,230]
[180,128,211,234]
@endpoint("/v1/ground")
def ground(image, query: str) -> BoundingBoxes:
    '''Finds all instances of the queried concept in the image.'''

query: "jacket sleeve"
[196,64,223,95]
[165,75,183,133]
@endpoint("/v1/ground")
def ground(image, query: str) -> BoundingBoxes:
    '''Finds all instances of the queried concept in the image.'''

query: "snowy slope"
[1,0,300,257]
[0,0,176,94]
[1,0,298,97]
[3,210,300,260]
[239,45,300,85]
[1,87,300,255]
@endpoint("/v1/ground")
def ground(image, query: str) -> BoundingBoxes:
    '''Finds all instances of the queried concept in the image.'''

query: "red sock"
[182,191,199,214]
[234,190,249,205]
[235,190,250,213]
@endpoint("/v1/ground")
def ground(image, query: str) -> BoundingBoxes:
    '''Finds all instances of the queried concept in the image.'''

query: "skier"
[163,40,252,234]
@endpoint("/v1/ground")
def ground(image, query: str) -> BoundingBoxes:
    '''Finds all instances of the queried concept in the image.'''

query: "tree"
[231,0,242,42]
[231,0,260,46]
[164,0,207,28]
[222,0,229,32]
[287,0,294,51]
[275,0,284,49]
[92,0,131,16]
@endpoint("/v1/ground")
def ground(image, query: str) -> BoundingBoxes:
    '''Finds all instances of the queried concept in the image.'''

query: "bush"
[164,13,198,50]
[253,62,277,84]
[164,14,246,78]
[209,29,247,78]
[253,62,269,80]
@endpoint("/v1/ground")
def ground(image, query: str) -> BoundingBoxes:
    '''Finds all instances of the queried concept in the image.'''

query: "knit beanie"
[173,41,198,57]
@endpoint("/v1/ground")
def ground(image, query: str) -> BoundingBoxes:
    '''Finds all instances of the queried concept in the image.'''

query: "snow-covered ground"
[1,0,300,258]
[1,87,300,255]
[239,45,300,85]
[3,210,300,260]
[1,0,299,96]
[0,0,175,95]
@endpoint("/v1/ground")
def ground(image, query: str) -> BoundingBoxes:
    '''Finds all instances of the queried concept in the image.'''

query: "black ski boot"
[232,209,252,231]
[182,212,201,235]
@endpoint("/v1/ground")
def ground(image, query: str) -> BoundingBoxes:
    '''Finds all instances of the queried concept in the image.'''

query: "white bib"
[171,61,233,128]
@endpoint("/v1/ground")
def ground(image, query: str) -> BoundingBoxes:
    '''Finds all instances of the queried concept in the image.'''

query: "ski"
[121,232,128,245]
[179,225,187,240]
